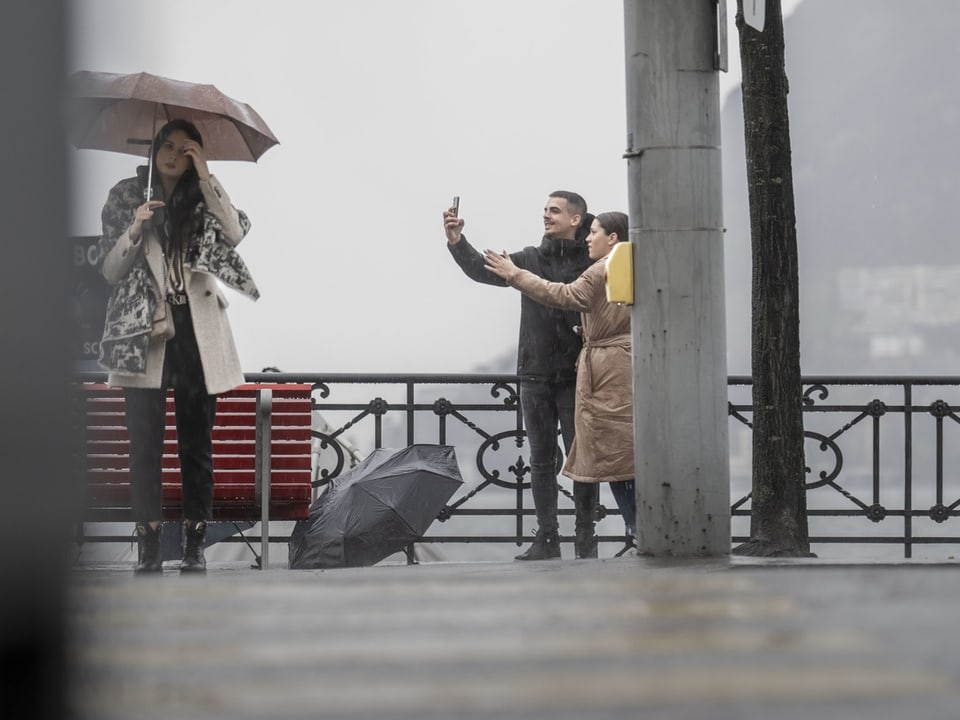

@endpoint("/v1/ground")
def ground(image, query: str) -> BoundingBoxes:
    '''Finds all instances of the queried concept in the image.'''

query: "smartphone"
[452,196,460,216]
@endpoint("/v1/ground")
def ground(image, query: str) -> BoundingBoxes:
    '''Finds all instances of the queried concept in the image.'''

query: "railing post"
[255,387,273,569]
[904,382,913,558]
[406,381,415,447]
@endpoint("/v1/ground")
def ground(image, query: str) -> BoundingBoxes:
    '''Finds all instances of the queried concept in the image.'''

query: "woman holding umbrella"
[484,212,637,557]
[97,118,259,574]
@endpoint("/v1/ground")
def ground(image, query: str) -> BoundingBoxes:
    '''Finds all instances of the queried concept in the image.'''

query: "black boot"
[180,520,207,573]
[574,526,598,559]
[134,522,162,574]
[515,529,561,561]
[573,482,599,559]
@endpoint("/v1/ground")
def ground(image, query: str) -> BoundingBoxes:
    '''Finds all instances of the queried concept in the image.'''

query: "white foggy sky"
[68,0,803,374]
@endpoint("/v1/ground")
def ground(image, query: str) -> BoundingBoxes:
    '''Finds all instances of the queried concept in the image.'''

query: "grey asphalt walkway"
[66,556,960,720]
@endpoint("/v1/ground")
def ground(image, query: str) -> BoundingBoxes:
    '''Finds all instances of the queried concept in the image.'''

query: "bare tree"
[732,0,811,557]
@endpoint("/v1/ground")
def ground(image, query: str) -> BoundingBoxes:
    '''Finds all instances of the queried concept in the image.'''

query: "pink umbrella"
[66,70,279,196]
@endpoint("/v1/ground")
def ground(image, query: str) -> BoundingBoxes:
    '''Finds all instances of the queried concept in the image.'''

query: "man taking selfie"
[442,192,593,560]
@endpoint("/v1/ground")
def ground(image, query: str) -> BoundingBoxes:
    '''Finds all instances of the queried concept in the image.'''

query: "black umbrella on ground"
[288,444,463,569]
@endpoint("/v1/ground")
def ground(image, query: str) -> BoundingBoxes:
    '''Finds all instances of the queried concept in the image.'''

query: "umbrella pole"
[145,103,159,200]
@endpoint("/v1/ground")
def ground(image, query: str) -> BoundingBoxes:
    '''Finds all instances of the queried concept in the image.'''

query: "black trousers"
[125,303,217,523]
[519,379,577,535]
[609,478,636,536]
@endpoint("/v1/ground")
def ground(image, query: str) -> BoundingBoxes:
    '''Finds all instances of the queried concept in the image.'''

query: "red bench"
[76,382,314,568]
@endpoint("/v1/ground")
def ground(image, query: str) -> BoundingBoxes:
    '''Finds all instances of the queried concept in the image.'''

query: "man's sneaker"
[515,529,561,561]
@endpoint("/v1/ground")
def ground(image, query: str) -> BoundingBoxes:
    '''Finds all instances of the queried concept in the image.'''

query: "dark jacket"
[448,229,592,383]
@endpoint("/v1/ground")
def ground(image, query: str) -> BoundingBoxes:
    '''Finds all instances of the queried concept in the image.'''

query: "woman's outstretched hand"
[483,249,517,280]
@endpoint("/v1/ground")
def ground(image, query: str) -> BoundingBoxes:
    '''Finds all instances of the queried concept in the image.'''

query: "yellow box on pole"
[605,241,634,305]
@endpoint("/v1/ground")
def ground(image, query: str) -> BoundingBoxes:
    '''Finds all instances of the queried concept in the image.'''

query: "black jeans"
[125,303,217,523]
[609,479,636,536]
[519,379,576,535]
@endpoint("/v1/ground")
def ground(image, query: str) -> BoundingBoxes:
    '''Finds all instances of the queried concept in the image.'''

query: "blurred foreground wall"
[0,2,72,718]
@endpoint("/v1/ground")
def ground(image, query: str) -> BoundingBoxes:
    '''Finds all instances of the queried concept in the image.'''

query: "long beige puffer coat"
[506,258,634,483]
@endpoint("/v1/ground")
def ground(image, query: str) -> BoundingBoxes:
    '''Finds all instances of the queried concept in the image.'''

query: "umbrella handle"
[144,164,154,201]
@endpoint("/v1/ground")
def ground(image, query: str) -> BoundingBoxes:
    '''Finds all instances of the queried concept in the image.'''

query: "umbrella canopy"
[289,445,464,569]
[66,70,279,162]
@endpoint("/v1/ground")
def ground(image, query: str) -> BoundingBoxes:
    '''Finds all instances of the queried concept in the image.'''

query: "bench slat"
[85,426,313,443]
[87,469,310,483]
[87,440,312,456]
[86,455,311,471]
[87,482,312,501]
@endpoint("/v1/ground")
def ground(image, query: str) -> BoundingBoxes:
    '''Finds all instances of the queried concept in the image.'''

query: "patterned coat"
[505,258,634,483]
[97,170,258,394]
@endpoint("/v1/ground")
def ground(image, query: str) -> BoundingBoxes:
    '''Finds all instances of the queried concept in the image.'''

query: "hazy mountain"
[722,0,960,374]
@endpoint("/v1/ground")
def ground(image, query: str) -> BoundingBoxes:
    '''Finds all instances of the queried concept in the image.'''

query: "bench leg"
[256,388,273,570]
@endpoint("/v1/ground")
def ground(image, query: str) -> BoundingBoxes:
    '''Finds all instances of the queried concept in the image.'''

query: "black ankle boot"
[180,520,207,573]
[573,482,599,559]
[515,529,561,561]
[574,526,598,559]
[134,523,162,574]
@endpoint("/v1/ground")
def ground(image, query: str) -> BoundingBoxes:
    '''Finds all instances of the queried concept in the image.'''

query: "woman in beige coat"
[485,212,635,557]
[98,119,259,574]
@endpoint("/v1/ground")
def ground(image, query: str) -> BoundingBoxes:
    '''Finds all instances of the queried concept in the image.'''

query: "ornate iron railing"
[729,375,960,559]
[242,372,627,560]
[76,372,960,559]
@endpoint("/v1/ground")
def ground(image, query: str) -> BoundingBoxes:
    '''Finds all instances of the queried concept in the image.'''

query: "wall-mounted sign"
[70,236,109,371]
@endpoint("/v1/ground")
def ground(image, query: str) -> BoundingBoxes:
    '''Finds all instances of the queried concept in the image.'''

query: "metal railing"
[76,372,960,559]
[729,375,960,558]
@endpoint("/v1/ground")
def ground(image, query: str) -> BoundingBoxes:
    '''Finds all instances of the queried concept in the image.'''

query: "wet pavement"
[66,556,960,719]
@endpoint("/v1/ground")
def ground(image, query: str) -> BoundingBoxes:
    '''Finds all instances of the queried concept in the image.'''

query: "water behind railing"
[74,372,960,562]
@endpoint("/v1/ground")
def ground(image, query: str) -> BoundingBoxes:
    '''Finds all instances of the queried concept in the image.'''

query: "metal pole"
[256,388,273,568]
[623,0,730,555]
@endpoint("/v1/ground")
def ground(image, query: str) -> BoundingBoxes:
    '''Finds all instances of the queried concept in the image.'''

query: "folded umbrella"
[289,445,464,569]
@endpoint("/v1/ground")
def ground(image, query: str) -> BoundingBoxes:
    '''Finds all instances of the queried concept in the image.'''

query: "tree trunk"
[732,0,811,557]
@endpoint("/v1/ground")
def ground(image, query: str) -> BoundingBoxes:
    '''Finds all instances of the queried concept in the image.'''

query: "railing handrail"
[75,371,960,385]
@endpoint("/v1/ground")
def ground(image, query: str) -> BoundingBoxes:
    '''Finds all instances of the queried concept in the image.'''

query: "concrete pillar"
[623,0,730,555]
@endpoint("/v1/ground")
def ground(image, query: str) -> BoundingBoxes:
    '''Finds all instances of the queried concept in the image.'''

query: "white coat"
[100,175,248,394]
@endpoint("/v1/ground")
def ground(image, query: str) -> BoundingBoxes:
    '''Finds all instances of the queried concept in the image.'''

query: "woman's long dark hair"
[150,118,204,247]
